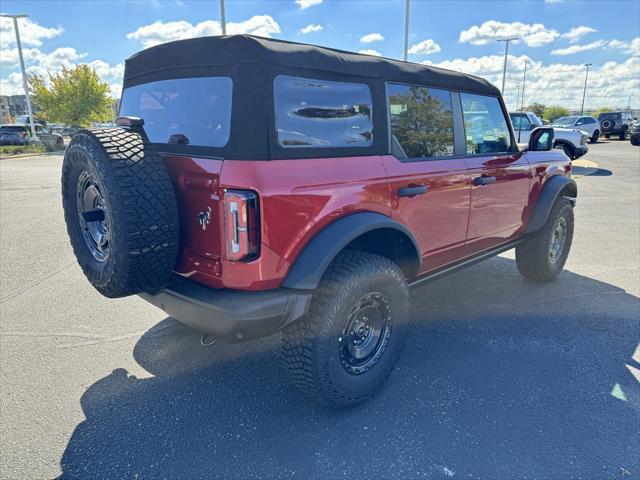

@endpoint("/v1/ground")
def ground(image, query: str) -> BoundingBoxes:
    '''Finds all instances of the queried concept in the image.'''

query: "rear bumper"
[139,276,311,343]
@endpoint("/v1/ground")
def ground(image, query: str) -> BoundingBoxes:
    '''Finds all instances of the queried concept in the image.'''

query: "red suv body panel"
[164,149,571,292]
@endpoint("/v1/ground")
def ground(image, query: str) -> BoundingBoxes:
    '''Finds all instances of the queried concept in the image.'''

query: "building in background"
[0,95,34,123]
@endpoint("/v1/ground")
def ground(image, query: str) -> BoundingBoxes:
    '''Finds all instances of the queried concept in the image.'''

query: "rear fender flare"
[282,212,421,290]
[526,175,577,234]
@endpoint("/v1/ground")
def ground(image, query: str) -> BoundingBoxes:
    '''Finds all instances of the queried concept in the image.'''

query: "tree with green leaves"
[525,103,546,118]
[543,105,570,123]
[29,64,113,126]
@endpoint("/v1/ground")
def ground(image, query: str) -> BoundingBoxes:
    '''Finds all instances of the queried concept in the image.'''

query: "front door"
[460,93,531,253]
[384,84,470,273]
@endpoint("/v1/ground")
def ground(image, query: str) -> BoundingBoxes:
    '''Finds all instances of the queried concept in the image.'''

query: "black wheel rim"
[549,217,567,264]
[76,170,110,262]
[339,292,392,375]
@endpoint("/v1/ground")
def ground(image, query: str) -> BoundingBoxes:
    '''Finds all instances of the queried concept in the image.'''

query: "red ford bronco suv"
[62,36,576,407]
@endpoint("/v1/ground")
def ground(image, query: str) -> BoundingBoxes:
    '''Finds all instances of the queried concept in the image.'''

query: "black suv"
[597,111,633,140]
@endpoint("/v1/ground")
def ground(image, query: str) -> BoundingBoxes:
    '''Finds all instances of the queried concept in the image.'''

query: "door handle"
[398,185,427,197]
[473,176,497,186]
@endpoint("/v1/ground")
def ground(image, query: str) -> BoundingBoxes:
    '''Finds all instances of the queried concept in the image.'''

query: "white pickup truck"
[510,111,589,160]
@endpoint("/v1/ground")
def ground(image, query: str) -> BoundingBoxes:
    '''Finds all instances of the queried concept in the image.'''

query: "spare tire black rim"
[77,170,110,262]
[339,292,392,375]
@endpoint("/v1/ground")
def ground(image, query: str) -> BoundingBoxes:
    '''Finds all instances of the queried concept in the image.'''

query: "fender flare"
[282,212,421,290]
[525,175,577,234]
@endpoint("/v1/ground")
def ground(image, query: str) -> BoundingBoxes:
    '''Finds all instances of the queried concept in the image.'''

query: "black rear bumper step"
[140,276,311,343]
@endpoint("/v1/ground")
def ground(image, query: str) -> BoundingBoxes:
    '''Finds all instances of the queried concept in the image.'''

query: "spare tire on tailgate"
[62,128,179,298]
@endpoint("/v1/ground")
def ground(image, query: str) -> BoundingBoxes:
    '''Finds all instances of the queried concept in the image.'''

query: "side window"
[386,84,454,159]
[274,75,373,148]
[460,93,512,155]
[511,114,531,131]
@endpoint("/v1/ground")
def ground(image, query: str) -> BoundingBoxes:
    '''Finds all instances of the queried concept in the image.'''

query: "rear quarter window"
[274,75,373,148]
[119,77,233,148]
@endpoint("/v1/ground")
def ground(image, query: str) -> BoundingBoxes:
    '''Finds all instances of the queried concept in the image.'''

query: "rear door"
[461,93,531,253]
[384,83,471,271]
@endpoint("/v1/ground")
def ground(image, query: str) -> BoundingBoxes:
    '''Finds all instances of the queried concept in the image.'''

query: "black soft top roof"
[124,34,499,96]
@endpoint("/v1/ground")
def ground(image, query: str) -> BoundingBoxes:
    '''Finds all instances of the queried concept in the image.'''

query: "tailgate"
[164,155,225,286]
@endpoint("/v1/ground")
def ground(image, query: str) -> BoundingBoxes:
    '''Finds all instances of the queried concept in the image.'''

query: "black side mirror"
[528,127,555,151]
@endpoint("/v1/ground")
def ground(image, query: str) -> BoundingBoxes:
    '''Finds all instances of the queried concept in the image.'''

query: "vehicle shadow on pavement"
[58,257,640,479]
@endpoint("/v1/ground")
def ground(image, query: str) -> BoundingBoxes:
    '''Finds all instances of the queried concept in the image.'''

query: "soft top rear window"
[119,77,232,148]
[598,112,620,120]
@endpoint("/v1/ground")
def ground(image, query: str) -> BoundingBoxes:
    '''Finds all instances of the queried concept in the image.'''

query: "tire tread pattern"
[281,250,408,407]
[62,128,179,298]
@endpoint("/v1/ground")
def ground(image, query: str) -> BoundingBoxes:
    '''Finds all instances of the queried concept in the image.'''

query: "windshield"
[553,116,578,126]
[119,77,233,148]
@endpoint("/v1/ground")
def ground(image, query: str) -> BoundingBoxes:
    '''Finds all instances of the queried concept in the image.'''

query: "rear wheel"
[281,251,410,407]
[605,134,611,139]
[516,198,574,282]
[61,128,179,298]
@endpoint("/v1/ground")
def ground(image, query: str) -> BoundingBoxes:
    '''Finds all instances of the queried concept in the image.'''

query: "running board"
[408,239,524,289]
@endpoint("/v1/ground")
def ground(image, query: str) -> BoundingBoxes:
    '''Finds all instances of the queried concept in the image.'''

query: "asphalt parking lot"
[1,141,639,479]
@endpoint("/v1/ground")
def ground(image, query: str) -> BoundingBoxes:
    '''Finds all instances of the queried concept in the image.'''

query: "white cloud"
[0,16,63,47]
[408,39,441,55]
[561,26,597,43]
[459,20,559,47]
[126,15,281,48]
[299,24,323,34]
[295,0,322,9]
[360,32,384,43]
[551,40,607,56]
[358,49,382,57]
[608,37,640,57]
[545,0,564,3]
[425,54,640,109]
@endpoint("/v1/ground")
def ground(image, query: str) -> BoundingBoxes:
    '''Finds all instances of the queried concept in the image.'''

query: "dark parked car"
[597,111,633,140]
[630,123,640,146]
[0,124,64,147]
[61,35,577,406]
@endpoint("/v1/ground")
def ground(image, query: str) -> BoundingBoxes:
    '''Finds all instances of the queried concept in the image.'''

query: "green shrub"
[0,145,47,157]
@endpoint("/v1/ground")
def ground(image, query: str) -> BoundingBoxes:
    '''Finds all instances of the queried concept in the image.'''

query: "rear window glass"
[0,126,28,133]
[598,112,620,120]
[119,77,232,148]
[274,75,373,148]
[387,83,454,158]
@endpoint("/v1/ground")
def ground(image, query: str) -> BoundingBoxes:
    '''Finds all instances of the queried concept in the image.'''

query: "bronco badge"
[197,206,212,231]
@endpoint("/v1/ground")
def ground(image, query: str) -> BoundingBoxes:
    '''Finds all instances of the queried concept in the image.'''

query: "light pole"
[580,63,592,115]
[1,14,37,140]
[220,0,226,35]
[515,85,521,112]
[520,60,528,112]
[498,37,519,95]
[403,0,410,61]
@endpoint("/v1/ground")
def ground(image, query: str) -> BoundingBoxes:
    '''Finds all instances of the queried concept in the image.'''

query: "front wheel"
[590,130,599,143]
[281,251,410,407]
[619,130,627,141]
[516,198,574,282]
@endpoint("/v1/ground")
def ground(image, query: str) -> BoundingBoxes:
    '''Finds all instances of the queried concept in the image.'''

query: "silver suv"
[510,112,589,160]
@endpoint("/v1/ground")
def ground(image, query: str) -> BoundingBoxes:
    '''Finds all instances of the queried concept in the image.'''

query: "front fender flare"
[526,175,577,234]
[282,212,421,290]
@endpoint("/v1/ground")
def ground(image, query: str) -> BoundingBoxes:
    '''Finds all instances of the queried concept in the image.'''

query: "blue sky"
[1,0,639,109]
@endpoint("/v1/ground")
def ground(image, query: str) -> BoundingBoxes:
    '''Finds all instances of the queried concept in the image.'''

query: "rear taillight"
[223,190,260,261]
